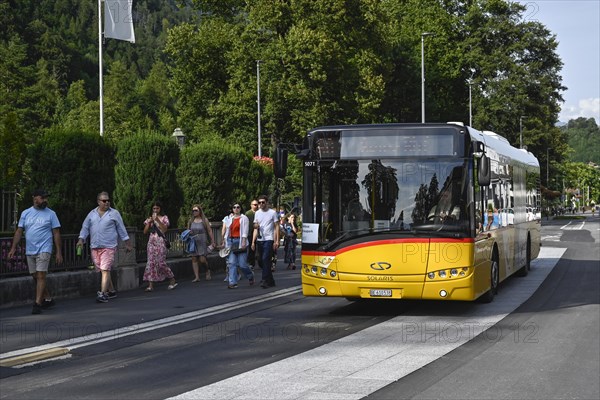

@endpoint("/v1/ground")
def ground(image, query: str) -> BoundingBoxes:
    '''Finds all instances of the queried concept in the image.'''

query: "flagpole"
[98,0,104,136]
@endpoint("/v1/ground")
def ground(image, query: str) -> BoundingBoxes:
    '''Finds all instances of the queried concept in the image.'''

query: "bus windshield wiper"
[321,229,368,251]
[412,224,467,238]
[321,227,412,251]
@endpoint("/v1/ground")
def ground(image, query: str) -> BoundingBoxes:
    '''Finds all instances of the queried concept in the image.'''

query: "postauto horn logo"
[370,262,391,270]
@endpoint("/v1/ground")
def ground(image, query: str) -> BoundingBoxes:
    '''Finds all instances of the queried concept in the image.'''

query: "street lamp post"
[172,127,185,148]
[467,79,473,127]
[256,60,262,158]
[546,147,550,187]
[519,115,526,149]
[467,68,475,127]
[421,32,435,123]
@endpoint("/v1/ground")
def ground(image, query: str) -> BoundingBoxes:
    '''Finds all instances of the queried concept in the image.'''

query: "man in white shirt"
[251,195,279,288]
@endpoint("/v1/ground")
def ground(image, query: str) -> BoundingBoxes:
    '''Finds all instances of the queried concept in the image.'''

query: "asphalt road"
[0,215,598,400]
[369,214,600,400]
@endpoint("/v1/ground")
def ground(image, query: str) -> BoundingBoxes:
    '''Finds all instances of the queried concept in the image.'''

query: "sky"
[515,0,600,124]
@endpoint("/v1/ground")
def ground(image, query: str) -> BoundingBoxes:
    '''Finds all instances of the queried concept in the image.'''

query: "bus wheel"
[516,236,531,277]
[479,254,499,303]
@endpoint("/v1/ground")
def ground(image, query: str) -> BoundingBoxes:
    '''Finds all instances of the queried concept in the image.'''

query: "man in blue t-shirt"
[8,189,63,315]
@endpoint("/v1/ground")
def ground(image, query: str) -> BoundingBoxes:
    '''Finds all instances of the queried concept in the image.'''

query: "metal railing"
[0,233,94,278]
[0,223,224,278]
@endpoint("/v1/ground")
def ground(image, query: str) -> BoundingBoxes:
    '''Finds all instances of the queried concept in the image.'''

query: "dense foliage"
[28,128,116,233]
[2,0,599,224]
[565,118,600,165]
[176,140,271,226]
[114,131,182,227]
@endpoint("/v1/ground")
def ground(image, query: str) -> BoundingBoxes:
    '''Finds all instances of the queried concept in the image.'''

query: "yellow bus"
[277,123,541,302]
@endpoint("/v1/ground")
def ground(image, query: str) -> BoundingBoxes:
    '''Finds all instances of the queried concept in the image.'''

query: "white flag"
[104,0,135,43]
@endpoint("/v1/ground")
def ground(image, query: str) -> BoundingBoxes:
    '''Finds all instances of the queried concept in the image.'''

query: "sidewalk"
[0,253,227,309]
[0,255,302,371]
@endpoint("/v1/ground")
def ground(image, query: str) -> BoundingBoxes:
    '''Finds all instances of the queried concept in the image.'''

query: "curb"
[0,347,70,367]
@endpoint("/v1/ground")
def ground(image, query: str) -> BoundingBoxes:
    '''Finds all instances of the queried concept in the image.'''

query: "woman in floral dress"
[143,201,177,291]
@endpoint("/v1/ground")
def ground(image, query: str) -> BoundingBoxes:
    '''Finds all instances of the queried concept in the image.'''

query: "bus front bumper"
[302,274,478,301]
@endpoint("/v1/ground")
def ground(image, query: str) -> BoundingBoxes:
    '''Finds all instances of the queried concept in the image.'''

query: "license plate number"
[370,289,392,297]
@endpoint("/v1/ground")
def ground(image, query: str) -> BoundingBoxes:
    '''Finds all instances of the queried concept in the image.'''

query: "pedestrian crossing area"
[542,220,586,242]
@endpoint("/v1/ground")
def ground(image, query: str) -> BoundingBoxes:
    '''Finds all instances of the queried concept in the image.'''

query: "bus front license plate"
[370,289,392,297]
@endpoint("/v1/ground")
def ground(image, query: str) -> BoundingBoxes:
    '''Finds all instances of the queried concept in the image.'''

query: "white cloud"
[559,97,600,123]
[579,97,600,116]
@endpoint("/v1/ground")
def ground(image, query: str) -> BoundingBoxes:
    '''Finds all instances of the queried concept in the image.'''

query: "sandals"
[168,282,178,290]
[205,271,212,280]
[192,278,200,282]
[145,286,153,292]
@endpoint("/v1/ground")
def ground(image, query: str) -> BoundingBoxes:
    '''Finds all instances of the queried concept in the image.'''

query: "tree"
[0,112,27,190]
[176,139,271,224]
[28,128,115,233]
[457,1,565,157]
[114,131,182,227]
[565,118,600,164]
[561,161,600,206]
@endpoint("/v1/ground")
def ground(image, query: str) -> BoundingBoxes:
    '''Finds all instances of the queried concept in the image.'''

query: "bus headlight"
[428,267,471,280]
[303,264,339,280]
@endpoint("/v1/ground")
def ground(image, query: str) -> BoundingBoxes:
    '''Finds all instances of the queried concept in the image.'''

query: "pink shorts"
[91,248,117,271]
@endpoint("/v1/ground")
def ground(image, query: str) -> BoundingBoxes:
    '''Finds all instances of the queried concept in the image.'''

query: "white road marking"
[0,287,302,362]
[169,247,566,400]
[560,220,586,230]
[542,235,561,242]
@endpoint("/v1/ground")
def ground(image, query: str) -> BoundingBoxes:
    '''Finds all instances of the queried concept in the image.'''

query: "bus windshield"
[304,158,474,247]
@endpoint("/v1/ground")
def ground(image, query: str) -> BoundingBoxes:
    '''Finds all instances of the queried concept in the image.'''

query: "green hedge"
[177,139,271,225]
[24,131,273,232]
[28,128,115,233]
[114,131,182,227]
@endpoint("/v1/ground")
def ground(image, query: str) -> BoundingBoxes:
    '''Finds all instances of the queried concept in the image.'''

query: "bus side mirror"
[274,145,288,178]
[473,141,485,158]
[478,155,491,186]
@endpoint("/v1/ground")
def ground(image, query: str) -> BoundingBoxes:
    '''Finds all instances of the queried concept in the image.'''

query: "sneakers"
[33,299,55,314]
[227,284,238,289]
[107,291,117,299]
[168,282,178,290]
[96,291,108,303]
[42,299,55,308]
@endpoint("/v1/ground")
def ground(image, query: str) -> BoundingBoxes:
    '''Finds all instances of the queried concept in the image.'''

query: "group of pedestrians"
[7,190,299,315]
[217,194,298,289]
[8,190,132,313]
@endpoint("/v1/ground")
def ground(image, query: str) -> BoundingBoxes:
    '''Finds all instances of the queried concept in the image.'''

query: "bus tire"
[516,236,531,277]
[479,251,499,303]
